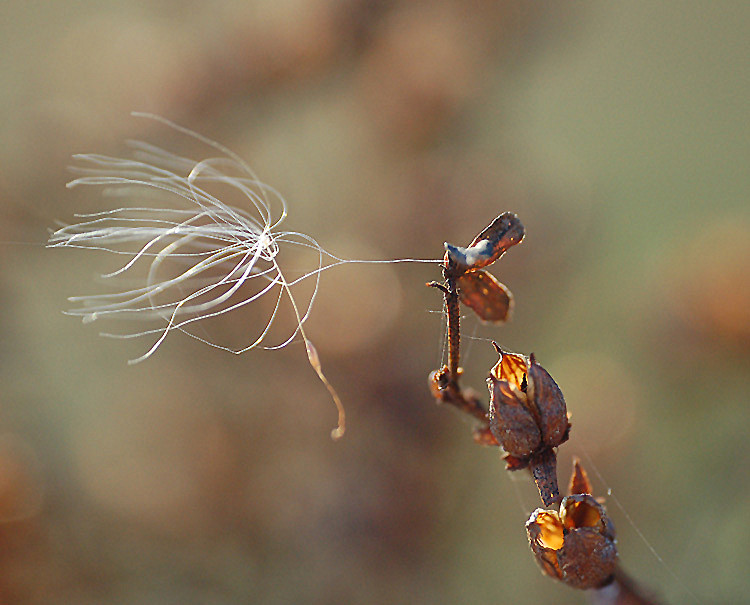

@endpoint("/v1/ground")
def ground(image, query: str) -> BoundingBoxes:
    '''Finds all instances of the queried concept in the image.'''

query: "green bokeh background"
[1,2,748,604]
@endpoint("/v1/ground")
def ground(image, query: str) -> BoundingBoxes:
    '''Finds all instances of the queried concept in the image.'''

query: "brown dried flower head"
[443,213,524,324]
[526,486,618,589]
[486,346,570,466]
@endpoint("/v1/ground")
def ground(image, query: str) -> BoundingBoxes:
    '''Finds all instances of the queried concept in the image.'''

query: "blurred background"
[1,1,748,603]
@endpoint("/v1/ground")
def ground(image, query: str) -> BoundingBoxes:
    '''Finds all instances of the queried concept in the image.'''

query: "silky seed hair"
[48,113,441,439]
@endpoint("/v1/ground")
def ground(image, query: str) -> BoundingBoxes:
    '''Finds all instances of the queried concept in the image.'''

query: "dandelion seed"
[49,113,441,439]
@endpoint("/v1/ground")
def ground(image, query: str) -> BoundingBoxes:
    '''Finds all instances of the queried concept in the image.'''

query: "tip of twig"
[426,281,449,294]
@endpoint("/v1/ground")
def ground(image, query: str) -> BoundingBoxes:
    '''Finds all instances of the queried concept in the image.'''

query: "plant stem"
[442,273,461,383]
[589,568,662,605]
[529,449,560,507]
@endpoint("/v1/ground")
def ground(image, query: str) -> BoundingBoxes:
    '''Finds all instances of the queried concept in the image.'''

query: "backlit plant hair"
[49,113,440,440]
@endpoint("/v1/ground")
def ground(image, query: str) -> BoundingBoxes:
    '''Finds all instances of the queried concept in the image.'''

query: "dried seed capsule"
[526,354,569,449]
[488,348,570,505]
[526,494,618,590]
[444,212,525,275]
[489,347,528,388]
[487,349,570,459]
[488,365,541,459]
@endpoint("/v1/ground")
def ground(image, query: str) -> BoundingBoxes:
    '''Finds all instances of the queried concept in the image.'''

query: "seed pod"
[488,348,571,505]
[488,374,541,458]
[526,354,569,448]
[526,494,618,590]
[489,347,528,387]
[444,212,525,275]
[487,349,570,460]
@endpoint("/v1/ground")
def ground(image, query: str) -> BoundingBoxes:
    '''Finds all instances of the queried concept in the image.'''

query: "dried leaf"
[456,270,513,323]
[568,457,593,495]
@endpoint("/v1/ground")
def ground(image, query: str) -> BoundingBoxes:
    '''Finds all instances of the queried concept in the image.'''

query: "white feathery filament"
[48,113,440,439]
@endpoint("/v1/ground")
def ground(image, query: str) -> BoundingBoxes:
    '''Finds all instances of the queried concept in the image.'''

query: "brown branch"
[588,568,662,605]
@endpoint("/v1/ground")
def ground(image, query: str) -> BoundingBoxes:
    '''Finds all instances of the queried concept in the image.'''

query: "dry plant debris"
[428,214,660,601]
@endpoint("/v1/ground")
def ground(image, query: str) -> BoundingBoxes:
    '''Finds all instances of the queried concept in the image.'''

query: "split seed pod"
[444,212,525,275]
[487,347,570,464]
[526,493,618,589]
[487,346,570,505]
[443,213,525,324]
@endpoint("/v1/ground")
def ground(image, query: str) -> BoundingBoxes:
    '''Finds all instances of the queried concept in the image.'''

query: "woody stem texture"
[443,274,461,384]
[529,449,560,507]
